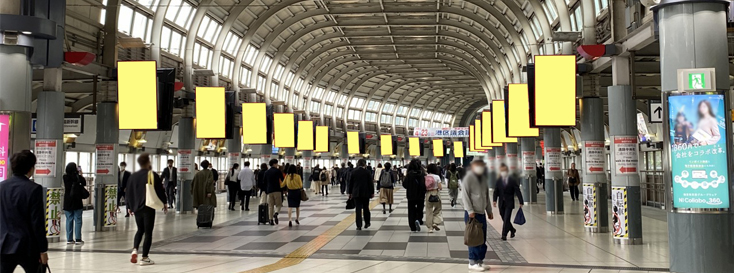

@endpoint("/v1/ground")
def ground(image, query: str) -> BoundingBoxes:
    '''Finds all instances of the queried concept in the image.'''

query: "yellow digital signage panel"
[381,134,393,156]
[241,103,267,144]
[118,61,158,130]
[297,120,314,151]
[480,113,502,148]
[433,139,444,157]
[476,119,497,150]
[273,113,295,148]
[507,84,539,137]
[347,131,360,154]
[453,141,464,158]
[491,101,517,143]
[409,137,421,156]
[534,55,576,126]
[195,87,226,139]
[315,126,329,152]
[469,125,476,152]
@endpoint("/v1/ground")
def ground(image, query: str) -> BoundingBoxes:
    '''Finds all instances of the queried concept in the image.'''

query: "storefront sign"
[584,141,605,174]
[612,187,628,238]
[104,185,117,227]
[34,140,59,177]
[522,151,536,171]
[412,127,470,138]
[0,115,9,181]
[545,147,562,172]
[95,144,115,176]
[613,136,638,175]
[668,94,730,209]
[178,149,193,173]
[583,184,597,227]
[45,188,62,236]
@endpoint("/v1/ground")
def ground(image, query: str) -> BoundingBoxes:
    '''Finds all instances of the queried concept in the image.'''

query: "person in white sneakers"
[125,154,168,266]
[461,158,494,271]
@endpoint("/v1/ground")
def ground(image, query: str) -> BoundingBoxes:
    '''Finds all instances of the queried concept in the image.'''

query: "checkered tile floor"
[154,184,526,263]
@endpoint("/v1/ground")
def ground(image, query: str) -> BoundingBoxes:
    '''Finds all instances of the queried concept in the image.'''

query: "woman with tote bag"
[125,154,167,266]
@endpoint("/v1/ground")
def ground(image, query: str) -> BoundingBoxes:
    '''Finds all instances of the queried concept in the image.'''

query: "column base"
[584,226,609,233]
[46,236,60,243]
[546,211,564,215]
[613,237,643,245]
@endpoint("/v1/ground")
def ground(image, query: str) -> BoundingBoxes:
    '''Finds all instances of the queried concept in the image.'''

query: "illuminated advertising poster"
[613,136,638,175]
[584,141,605,174]
[612,187,628,238]
[522,151,535,171]
[178,149,193,173]
[0,115,8,181]
[583,184,596,227]
[668,94,730,209]
[95,144,115,176]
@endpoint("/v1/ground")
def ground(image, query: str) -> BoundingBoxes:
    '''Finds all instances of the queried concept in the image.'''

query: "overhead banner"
[612,187,628,238]
[668,94,730,209]
[241,103,267,144]
[613,136,638,175]
[95,144,115,176]
[315,126,329,153]
[584,141,605,174]
[178,149,193,173]
[453,141,464,158]
[34,140,59,177]
[583,184,597,227]
[0,115,9,181]
[412,127,469,138]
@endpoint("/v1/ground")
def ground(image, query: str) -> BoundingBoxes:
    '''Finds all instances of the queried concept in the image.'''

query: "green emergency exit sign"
[677,68,716,92]
[688,73,705,89]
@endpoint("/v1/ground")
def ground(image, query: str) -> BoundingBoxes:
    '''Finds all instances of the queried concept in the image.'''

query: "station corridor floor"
[44,184,671,273]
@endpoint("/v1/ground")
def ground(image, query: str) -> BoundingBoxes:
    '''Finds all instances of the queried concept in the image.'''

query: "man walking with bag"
[493,163,524,241]
[461,158,493,271]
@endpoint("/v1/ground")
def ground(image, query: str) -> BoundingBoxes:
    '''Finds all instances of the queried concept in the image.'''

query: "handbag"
[145,171,165,210]
[36,263,51,273]
[428,194,440,203]
[513,207,526,225]
[345,198,356,210]
[464,218,485,247]
[71,176,90,199]
[300,188,309,201]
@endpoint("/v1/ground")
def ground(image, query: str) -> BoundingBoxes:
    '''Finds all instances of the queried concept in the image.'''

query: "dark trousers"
[570,185,580,200]
[227,185,240,209]
[339,180,346,194]
[133,207,156,257]
[498,202,516,238]
[354,197,371,228]
[117,192,125,207]
[321,183,329,195]
[166,185,176,207]
[239,190,252,210]
[407,199,425,231]
[0,254,39,273]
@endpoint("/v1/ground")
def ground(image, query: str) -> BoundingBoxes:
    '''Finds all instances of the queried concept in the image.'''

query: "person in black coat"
[0,150,49,272]
[160,159,177,209]
[118,162,131,217]
[125,154,167,266]
[257,163,268,197]
[347,159,374,230]
[403,159,427,232]
[493,163,524,241]
[63,162,87,244]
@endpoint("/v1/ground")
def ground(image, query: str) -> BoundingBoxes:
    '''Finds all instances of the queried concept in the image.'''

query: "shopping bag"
[145,171,165,210]
[464,218,485,247]
[513,208,526,225]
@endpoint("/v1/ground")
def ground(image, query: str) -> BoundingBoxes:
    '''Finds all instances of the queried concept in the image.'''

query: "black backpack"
[320,171,327,181]
[379,170,392,188]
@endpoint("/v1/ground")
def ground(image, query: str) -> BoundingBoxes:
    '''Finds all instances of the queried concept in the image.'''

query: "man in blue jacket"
[0,150,49,272]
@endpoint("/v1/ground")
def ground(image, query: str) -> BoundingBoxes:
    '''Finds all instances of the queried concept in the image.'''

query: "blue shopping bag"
[513,207,526,225]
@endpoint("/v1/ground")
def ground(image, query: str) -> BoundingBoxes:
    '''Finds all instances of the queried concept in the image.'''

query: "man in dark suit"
[493,163,524,241]
[118,162,131,217]
[0,150,49,272]
[348,159,375,230]
[161,159,177,209]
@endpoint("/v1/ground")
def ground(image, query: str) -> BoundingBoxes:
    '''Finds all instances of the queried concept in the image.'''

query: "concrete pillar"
[284,148,295,165]
[520,138,537,204]
[493,146,505,189]
[339,143,348,164]
[177,116,195,214]
[607,85,642,244]
[93,102,119,231]
[505,143,519,178]
[302,150,313,189]
[544,128,563,213]
[580,97,609,233]
[485,149,495,187]
[0,45,32,158]
[655,1,733,271]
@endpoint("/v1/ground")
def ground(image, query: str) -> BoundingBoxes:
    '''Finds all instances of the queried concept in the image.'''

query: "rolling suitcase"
[257,203,269,225]
[197,204,215,228]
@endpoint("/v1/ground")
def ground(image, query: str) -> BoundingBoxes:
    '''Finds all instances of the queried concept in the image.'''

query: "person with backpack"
[373,163,383,185]
[319,166,329,196]
[403,159,426,232]
[377,162,396,214]
[446,163,460,207]
[311,165,322,195]
[424,164,443,232]
[63,162,87,244]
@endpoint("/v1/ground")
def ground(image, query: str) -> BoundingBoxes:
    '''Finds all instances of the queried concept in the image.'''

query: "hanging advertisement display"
[545,147,562,172]
[34,140,59,177]
[104,185,118,227]
[668,94,730,209]
[45,188,62,236]
[522,151,535,171]
[612,187,628,238]
[583,184,597,227]
[95,144,115,176]
[412,127,470,138]
[0,115,9,181]
[178,149,193,173]
[613,136,638,175]
[584,141,605,174]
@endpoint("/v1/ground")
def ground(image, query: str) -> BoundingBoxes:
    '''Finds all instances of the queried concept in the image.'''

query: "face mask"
[500,171,509,178]
[472,166,485,174]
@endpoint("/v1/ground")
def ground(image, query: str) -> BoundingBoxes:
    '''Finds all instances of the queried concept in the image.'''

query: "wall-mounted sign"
[583,184,597,227]
[506,153,518,171]
[412,127,469,138]
[677,68,716,92]
[545,147,562,172]
[613,136,638,175]
[612,187,628,238]
[584,141,605,174]
[95,144,115,176]
[104,185,118,227]
[34,140,59,177]
[178,149,193,173]
[649,100,663,123]
[522,151,535,171]
[228,152,241,168]
[668,94,730,209]
[45,188,62,236]
[31,115,84,134]
[0,115,9,181]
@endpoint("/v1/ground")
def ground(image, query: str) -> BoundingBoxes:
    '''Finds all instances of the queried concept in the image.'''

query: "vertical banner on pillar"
[228,152,240,168]
[34,140,59,177]
[45,188,62,237]
[304,157,311,172]
[583,184,597,227]
[506,153,518,172]
[95,144,116,176]
[545,147,562,172]
[285,155,294,164]
[522,151,536,171]
[104,185,117,227]
[668,94,730,209]
[584,141,605,174]
[613,136,638,175]
[0,114,9,181]
[178,149,193,174]
[612,187,628,238]
[488,156,495,173]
